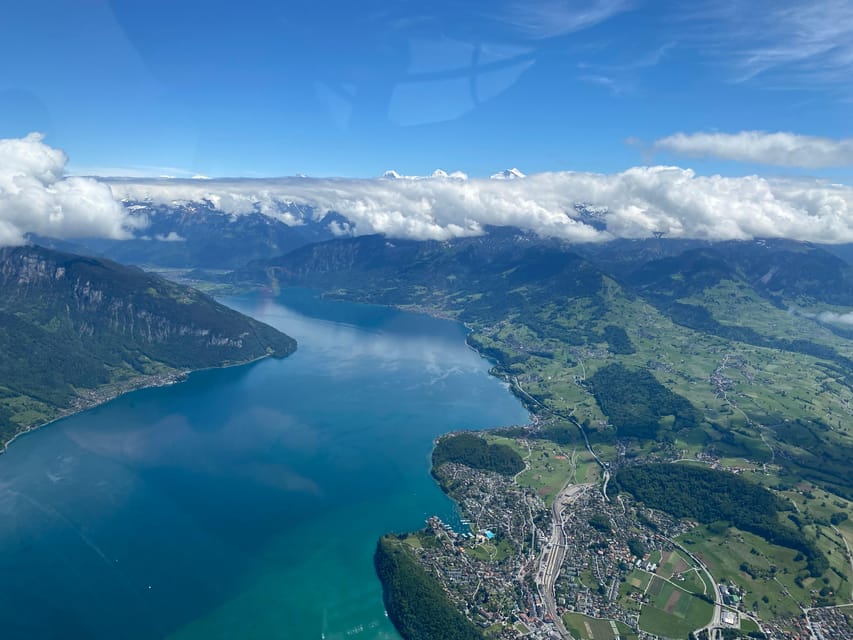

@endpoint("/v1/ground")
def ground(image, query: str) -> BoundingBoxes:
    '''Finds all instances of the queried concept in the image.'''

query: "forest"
[588,364,699,439]
[601,325,635,355]
[374,536,483,640]
[432,433,525,476]
[614,464,828,576]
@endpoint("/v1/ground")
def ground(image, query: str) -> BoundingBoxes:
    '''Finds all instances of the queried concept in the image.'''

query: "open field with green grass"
[657,550,690,578]
[682,279,853,360]
[474,280,853,501]
[677,524,847,620]
[652,550,714,597]
[562,612,636,640]
[637,575,713,639]
[740,617,761,634]
[712,469,853,604]
[464,538,514,562]
[486,434,599,506]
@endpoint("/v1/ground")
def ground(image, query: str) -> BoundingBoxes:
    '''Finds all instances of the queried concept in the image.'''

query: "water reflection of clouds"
[63,405,325,498]
[233,295,488,378]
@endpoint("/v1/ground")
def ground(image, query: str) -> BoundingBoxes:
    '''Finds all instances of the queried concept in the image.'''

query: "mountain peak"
[490,168,526,180]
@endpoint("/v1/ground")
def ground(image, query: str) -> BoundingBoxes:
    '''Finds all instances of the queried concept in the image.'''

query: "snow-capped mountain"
[381,169,468,180]
[573,203,608,231]
[490,168,526,180]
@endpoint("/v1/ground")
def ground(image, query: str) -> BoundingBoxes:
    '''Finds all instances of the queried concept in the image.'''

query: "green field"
[740,617,761,634]
[474,277,853,501]
[678,525,822,620]
[677,568,710,596]
[464,537,514,562]
[652,549,712,597]
[562,612,636,640]
[637,576,713,639]
[486,434,599,506]
[657,550,690,578]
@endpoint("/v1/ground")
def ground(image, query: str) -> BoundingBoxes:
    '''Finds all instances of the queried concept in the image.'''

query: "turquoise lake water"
[0,290,528,639]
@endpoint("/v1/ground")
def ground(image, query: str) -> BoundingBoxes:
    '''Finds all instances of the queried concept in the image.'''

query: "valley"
[232,232,853,639]
[4,229,853,639]
[7,5,853,637]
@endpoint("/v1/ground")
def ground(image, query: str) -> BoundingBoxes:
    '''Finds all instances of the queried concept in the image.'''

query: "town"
[397,433,852,640]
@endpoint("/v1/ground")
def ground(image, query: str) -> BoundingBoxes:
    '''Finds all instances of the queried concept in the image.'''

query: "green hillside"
[0,245,296,445]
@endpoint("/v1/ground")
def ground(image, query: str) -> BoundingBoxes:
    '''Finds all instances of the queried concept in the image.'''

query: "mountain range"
[31,200,343,269]
[230,230,853,500]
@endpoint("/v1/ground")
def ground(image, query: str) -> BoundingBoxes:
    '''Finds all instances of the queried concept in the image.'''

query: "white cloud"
[653,131,853,168]
[501,0,633,39]
[105,167,853,245]
[154,231,186,242]
[816,311,853,325]
[0,133,145,246]
[686,0,853,91]
[5,133,852,250]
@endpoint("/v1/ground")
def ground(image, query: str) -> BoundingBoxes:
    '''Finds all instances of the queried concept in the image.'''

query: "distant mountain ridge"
[232,228,853,311]
[36,200,341,269]
[229,229,853,501]
[233,229,606,323]
[0,245,295,445]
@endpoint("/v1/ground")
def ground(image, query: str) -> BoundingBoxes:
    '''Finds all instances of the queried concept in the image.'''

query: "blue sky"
[2,0,852,179]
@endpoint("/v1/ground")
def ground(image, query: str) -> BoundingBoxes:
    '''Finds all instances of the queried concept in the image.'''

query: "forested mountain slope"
[0,245,295,445]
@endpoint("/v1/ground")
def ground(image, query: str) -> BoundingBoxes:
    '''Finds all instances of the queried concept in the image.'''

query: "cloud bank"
[3,134,853,248]
[0,133,144,246]
[653,131,853,168]
[108,167,853,245]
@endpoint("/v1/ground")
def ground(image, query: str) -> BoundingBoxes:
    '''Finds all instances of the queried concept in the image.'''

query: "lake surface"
[0,290,528,639]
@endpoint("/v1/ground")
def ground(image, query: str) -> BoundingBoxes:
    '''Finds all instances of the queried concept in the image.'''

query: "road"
[660,533,725,636]
[536,482,591,637]
[510,376,607,479]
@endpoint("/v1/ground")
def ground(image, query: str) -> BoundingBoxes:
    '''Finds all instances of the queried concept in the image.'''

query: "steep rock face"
[0,245,296,443]
[1,246,295,360]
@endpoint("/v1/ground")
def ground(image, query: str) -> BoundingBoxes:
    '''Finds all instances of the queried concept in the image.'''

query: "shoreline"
[0,351,281,455]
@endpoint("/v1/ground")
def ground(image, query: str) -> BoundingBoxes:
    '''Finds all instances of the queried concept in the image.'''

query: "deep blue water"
[0,289,528,639]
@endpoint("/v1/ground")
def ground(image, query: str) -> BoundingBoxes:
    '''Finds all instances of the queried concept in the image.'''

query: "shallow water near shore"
[0,289,528,639]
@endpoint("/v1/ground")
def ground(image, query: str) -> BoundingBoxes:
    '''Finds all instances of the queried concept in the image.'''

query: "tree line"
[614,463,828,577]
[374,536,483,640]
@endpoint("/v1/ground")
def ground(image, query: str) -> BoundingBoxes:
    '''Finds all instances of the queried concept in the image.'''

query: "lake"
[0,289,528,639]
